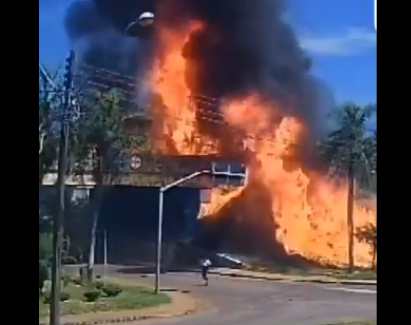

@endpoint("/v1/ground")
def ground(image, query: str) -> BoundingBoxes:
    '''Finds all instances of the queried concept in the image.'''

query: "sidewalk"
[39,278,203,325]
[210,268,377,285]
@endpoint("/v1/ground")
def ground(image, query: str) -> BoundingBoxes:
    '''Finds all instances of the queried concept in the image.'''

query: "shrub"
[72,277,82,286]
[83,290,101,302]
[39,260,49,292]
[102,284,122,297]
[43,292,71,304]
[60,292,70,302]
[94,281,105,290]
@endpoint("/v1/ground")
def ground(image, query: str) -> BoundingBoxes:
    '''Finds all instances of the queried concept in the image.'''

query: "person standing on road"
[200,258,212,286]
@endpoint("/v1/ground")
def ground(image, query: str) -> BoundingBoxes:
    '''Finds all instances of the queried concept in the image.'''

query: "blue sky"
[39,0,376,105]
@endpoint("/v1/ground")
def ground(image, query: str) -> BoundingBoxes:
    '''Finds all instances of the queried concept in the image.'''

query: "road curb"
[39,310,195,325]
[39,291,201,325]
[44,306,196,325]
[211,270,377,286]
[292,278,377,286]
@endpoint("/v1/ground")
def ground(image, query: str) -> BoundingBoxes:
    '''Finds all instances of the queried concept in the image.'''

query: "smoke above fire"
[65,0,158,109]
[67,0,332,135]
[65,1,137,72]
[162,0,326,129]
[66,0,376,267]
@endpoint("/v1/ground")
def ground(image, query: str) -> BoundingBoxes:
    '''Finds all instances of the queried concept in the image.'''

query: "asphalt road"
[107,266,376,325]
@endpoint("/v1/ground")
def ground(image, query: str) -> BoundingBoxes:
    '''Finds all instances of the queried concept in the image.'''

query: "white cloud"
[299,28,376,56]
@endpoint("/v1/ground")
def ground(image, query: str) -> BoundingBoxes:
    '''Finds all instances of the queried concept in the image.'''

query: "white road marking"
[326,287,377,294]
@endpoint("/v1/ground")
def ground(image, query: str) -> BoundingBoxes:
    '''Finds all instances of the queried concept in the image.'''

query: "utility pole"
[50,50,75,325]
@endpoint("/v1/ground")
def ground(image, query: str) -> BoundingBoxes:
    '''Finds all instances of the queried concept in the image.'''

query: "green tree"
[39,70,61,184]
[73,90,146,282]
[39,69,60,292]
[319,103,376,271]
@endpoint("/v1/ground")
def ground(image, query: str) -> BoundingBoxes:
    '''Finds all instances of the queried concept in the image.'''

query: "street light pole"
[155,189,164,293]
[154,164,248,293]
[154,170,209,294]
[49,50,75,325]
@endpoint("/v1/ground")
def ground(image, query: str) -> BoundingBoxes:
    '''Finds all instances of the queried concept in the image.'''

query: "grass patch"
[39,282,170,318]
[324,321,377,325]
[330,270,376,281]
[246,265,376,281]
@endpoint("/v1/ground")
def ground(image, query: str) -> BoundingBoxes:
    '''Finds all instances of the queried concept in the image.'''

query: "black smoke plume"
[66,0,333,135]
[64,0,154,109]
[90,0,332,136]
[65,1,138,71]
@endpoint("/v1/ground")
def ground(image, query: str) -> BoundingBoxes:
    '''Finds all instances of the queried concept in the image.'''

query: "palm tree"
[319,103,376,271]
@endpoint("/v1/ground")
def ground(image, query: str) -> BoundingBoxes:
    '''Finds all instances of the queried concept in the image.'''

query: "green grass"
[330,270,377,281]
[39,282,171,318]
[246,265,376,281]
[324,321,377,325]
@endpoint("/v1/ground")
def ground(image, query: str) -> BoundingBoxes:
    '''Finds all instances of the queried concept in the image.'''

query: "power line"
[42,64,376,156]
[63,68,308,148]
[76,63,224,101]
[79,62,136,81]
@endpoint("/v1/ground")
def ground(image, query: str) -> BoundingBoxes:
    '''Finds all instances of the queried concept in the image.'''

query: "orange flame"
[148,21,376,267]
[201,187,244,218]
[150,21,218,155]
[222,97,376,267]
